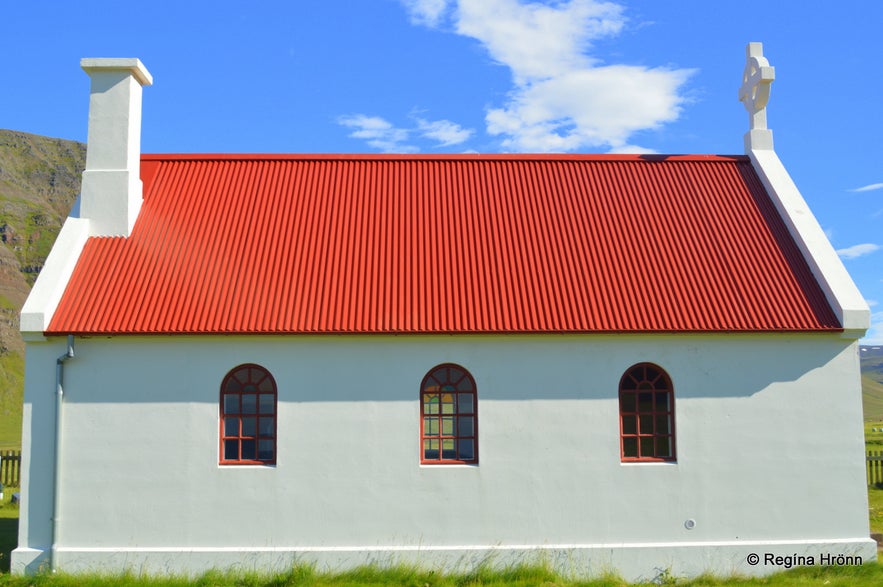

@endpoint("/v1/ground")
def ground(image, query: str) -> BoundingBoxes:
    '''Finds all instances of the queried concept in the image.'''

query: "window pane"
[424,394,439,414]
[459,416,474,437]
[622,415,637,435]
[242,417,257,437]
[459,439,474,461]
[224,379,241,392]
[655,414,670,435]
[620,392,636,412]
[639,414,654,434]
[242,394,257,414]
[655,392,670,411]
[224,439,239,460]
[258,439,274,461]
[224,418,239,436]
[259,394,275,414]
[638,392,653,412]
[259,378,275,392]
[224,394,239,414]
[441,394,455,414]
[645,366,660,382]
[259,417,274,437]
[640,437,654,457]
[241,439,256,460]
[442,439,456,459]
[657,436,672,457]
[623,437,638,457]
[424,417,438,436]
[448,367,465,385]
[243,384,258,393]
[621,375,638,391]
[424,439,439,460]
[234,367,250,383]
[441,416,455,436]
[458,393,474,413]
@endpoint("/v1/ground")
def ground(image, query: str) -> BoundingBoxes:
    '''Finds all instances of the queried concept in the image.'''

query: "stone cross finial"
[738,42,775,131]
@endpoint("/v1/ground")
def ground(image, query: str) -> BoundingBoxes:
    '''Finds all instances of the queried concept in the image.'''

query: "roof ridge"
[140,153,748,163]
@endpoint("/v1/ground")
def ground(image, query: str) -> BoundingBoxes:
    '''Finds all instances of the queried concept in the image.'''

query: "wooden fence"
[0,450,20,488]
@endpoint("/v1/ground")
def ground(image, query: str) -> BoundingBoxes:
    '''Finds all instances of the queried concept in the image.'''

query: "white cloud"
[392,0,695,153]
[338,114,475,151]
[450,0,694,152]
[836,243,881,260]
[415,117,474,146]
[608,144,658,155]
[456,0,625,83]
[401,0,452,27]
[485,64,692,152]
[850,183,883,192]
[337,115,417,153]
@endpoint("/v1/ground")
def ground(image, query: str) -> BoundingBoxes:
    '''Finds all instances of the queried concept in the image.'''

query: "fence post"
[0,450,21,488]
[869,450,883,487]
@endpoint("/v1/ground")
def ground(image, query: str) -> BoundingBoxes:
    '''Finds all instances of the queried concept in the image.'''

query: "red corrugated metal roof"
[46,154,839,334]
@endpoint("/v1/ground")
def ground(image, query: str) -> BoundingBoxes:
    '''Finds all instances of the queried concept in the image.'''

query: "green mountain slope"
[862,375,883,421]
[862,346,883,421]
[0,129,84,448]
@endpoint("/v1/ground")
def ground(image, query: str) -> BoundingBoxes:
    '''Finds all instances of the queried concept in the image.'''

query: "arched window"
[420,364,477,464]
[220,364,277,465]
[619,363,675,462]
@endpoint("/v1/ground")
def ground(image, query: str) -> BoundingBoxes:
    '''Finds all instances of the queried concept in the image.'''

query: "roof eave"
[20,217,91,336]
[746,147,870,338]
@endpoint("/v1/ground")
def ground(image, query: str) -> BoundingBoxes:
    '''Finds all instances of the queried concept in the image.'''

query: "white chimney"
[79,58,153,236]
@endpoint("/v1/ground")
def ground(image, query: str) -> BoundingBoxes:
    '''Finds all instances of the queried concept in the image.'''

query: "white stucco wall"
[14,333,873,580]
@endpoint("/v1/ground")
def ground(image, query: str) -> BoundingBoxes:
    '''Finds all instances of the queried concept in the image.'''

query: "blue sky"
[1,0,881,343]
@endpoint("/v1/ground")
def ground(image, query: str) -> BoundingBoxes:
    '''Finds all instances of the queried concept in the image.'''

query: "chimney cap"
[81,58,153,86]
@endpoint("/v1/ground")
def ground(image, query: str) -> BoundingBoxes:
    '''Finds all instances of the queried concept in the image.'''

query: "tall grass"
[0,562,881,587]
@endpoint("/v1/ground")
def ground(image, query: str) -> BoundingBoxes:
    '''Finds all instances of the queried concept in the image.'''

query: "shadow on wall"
[50,333,855,405]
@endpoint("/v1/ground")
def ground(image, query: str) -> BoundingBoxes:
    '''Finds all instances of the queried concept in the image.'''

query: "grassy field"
[865,420,883,452]
[0,351,23,452]
[869,487,883,535]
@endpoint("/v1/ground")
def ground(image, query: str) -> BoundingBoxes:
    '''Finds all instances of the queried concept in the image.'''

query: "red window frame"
[619,362,676,462]
[420,363,478,465]
[220,364,277,465]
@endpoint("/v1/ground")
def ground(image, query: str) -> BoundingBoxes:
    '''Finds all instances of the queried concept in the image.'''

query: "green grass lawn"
[869,487,883,536]
[0,562,881,587]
